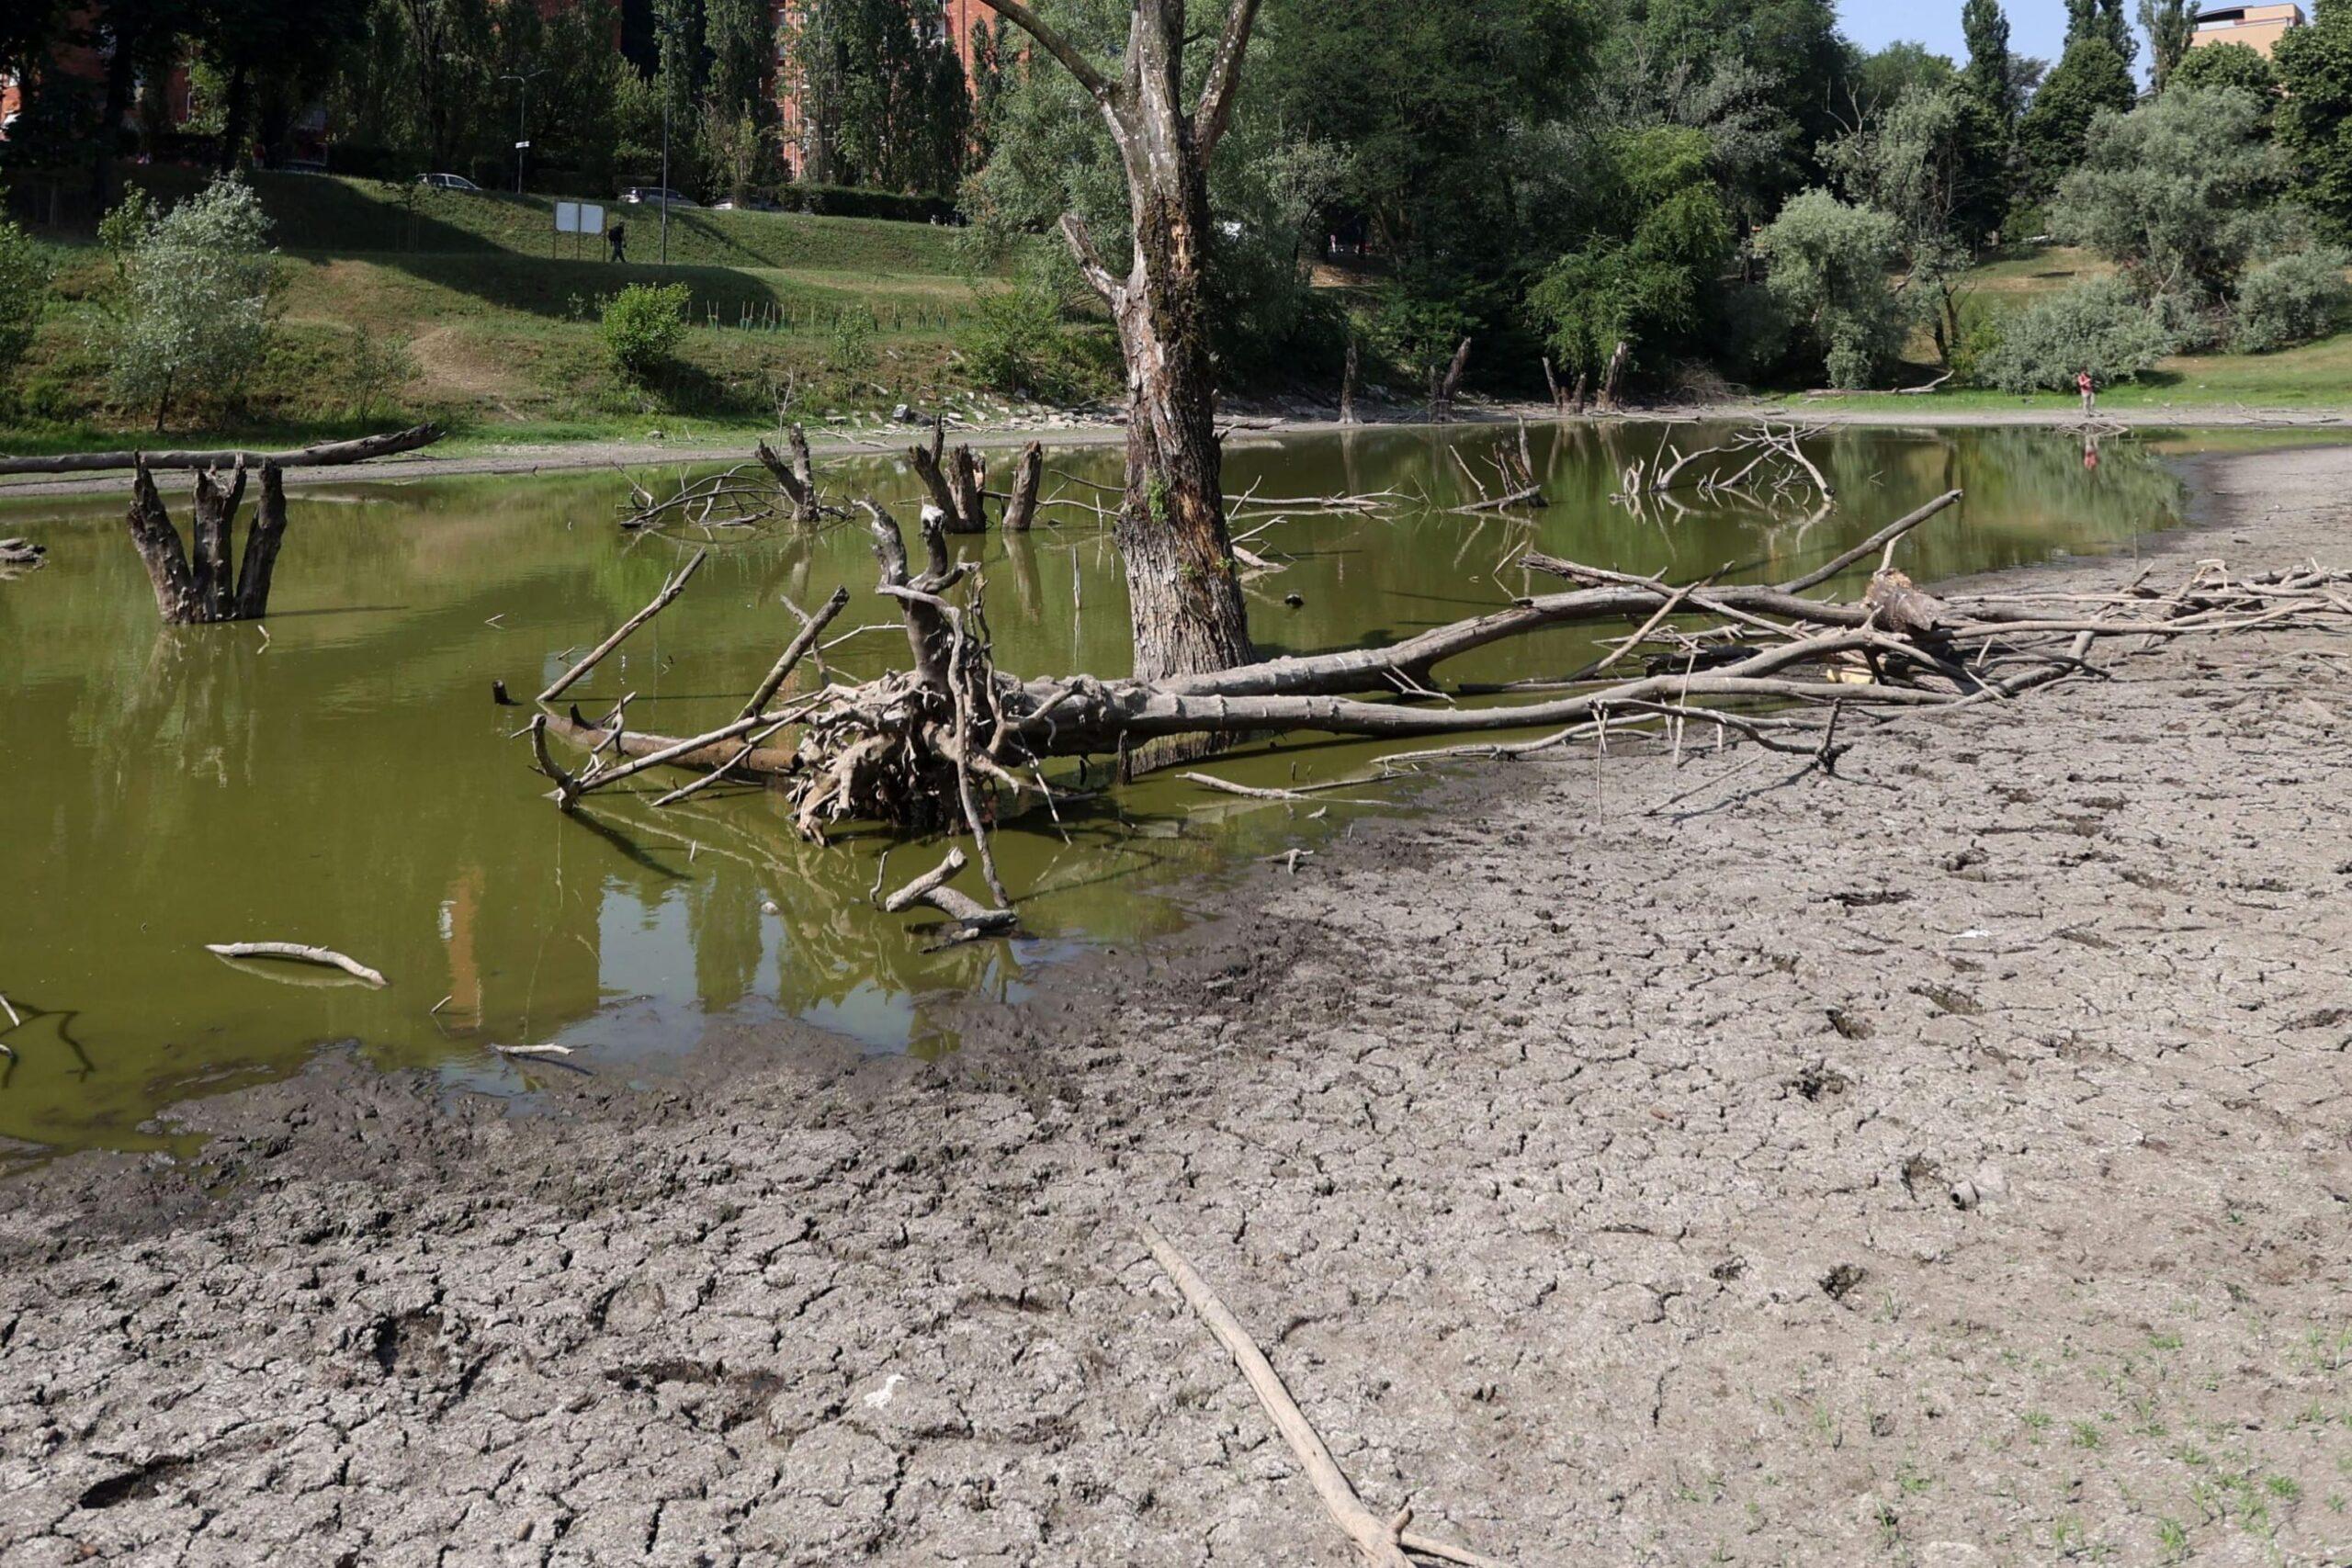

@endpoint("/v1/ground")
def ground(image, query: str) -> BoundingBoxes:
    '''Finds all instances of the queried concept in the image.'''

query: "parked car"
[281,159,330,175]
[713,197,784,213]
[418,173,480,191]
[622,186,697,208]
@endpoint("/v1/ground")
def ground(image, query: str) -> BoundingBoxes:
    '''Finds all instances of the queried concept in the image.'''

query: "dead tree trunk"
[1600,340,1629,412]
[1340,337,1360,425]
[125,457,290,625]
[1001,441,1044,534]
[908,419,989,535]
[1542,355,1567,417]
[754,423,823,523]
[1430,337,1471,423]
[978,0,1261,687]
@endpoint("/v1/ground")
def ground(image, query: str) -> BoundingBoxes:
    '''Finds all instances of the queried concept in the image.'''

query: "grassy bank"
[0,171,1069,455]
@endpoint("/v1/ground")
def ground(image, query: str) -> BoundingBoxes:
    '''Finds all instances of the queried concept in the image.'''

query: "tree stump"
[124,457,290,625]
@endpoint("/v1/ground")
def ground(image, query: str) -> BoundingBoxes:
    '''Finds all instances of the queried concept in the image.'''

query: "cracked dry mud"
[6,445,2352,1567]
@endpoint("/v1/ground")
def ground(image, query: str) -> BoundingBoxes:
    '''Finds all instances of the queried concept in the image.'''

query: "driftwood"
[125,457,291,624]
[0,423,442,478]
[539,548,707,704]
[907,419,997,535]
[881,848,1016,934]
[1137,1222,1506,1568]
[206,942,388,987]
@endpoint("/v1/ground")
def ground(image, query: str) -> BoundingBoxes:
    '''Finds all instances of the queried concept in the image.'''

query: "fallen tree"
[0,422,442,478]
[531,485,2352,863]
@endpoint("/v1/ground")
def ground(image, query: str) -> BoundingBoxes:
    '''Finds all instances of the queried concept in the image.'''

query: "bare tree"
[975,0,1262,682]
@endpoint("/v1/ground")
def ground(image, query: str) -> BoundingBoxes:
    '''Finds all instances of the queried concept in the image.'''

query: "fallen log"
[205,942,388,987]
[1,423,442,478]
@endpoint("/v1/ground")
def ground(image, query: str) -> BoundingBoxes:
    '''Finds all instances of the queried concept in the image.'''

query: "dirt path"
[6,446,2352,1566]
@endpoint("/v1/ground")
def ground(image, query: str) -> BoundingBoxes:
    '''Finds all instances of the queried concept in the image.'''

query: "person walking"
[2076,367,2096,420]
[608,220,628,264]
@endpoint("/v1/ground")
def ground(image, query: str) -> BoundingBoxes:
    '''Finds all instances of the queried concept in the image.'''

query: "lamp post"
[498,67,547,196]
[655,11,685,265]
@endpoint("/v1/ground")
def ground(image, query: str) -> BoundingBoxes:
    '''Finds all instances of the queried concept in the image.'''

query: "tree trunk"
[233,463,289,620]
[189,461,246,623]
[978,0,1263,689]
[1430,336,1470,423]
[1340,337,1359,425]
[127,464,202,624]
[1001,441,1043,534]
[1600,340,1628,412]
[216,61,252,173]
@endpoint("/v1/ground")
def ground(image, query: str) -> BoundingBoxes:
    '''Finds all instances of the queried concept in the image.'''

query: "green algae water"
[0,422,2201,1159]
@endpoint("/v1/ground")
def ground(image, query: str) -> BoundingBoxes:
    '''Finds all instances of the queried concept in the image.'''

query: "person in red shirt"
[2076,368,2096,419]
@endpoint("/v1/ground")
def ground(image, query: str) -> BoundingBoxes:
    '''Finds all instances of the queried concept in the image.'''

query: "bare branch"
[973,0,1114,101]
[1193,0,1267,160]
[1058,211,1125,308]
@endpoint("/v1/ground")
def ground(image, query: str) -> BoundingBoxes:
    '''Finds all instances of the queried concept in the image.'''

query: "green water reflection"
[0,423,2215,1156]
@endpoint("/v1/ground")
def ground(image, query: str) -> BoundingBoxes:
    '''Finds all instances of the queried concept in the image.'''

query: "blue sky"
[1837,0,2084,70]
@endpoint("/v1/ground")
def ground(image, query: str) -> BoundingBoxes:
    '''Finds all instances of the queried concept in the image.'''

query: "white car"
[418,173,480,191]
[623,186,698,208]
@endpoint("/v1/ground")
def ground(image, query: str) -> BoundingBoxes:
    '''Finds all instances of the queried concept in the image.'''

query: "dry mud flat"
[6,446,2352,1566]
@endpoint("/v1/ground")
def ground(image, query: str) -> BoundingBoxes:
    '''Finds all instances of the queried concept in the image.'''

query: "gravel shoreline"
[6,444,2351,1566]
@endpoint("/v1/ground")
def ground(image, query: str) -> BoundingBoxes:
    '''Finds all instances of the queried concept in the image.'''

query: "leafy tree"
[1962,0,2021,123]
[2139,0,2198,92]
[107,176,279,431]
[2055,85,2290,304]
[1758,188,1905,387]
[1528,126,1733,384]
[782,0,970,192]
[1826,83,2007,360]
[1257,0,1598,285]
[1853,41,1956,110]
[2017,38,2137,193]
[0,211,51,390]
[2275,0,2352,238]
[1976,276,2176,389]
[2230,245,2351,350]
[2170,39,2278,97]
[2065,0,2137,64]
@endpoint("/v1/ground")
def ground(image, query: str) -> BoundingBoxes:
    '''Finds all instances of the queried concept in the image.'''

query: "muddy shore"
[6,399,2346,502]
[6,444,2351,1566]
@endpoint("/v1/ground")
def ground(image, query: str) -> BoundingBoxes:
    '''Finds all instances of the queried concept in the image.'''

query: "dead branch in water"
[205,942,388,987]
[882,849,1017,936]
[539,548,707,703]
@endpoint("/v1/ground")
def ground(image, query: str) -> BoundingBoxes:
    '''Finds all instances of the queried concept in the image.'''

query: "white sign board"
[555,200,581,233]
[581,204,604,235]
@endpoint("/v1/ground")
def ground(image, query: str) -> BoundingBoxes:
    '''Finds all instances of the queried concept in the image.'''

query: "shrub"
[1975,277,2178,392]
[600,282,692,381]
[339,325,420,418]
[106,176,279,431]
[0,209,51,389]
[957,259,1090,402]
[824,303,879,383]
[2230,247,2352,353]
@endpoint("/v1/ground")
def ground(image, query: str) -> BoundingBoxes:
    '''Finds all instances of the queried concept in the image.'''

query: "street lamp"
[654,13,684,265]
[498,67,548,196]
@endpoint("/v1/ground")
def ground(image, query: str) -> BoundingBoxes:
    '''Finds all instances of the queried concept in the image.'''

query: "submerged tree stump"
[126,457,290,624]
